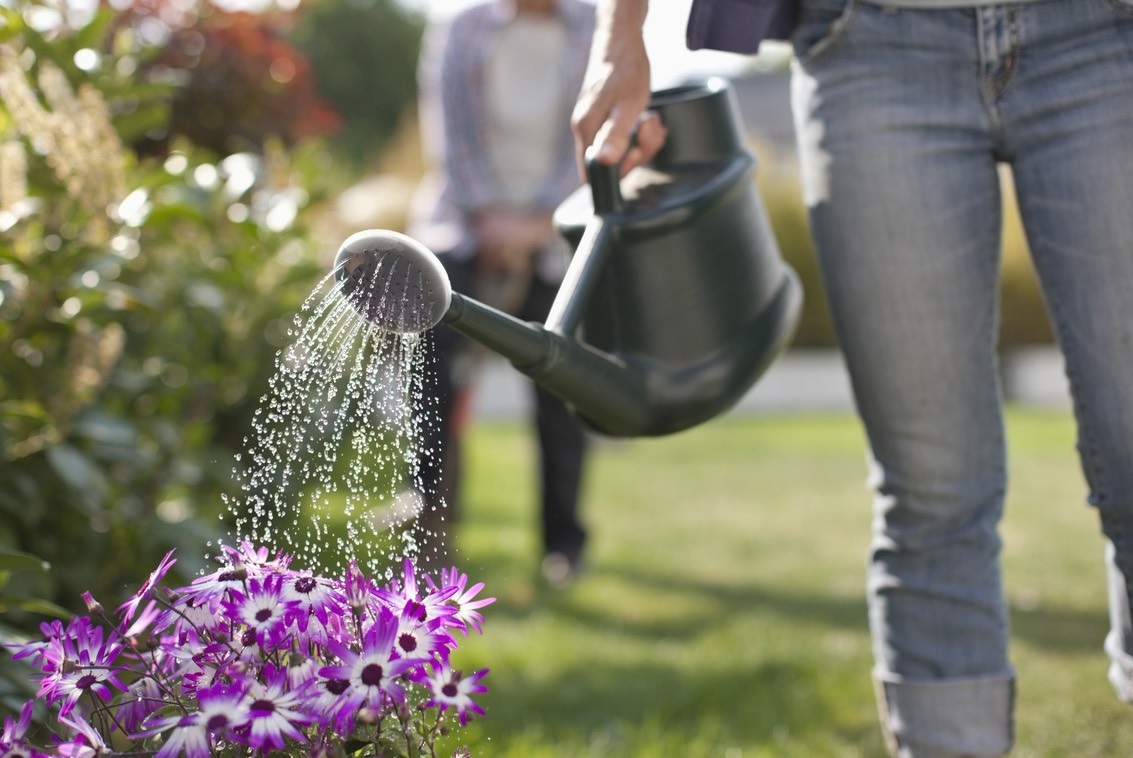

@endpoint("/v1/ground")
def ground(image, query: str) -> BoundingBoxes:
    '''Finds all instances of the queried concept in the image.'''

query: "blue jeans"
[790,1,1133,755]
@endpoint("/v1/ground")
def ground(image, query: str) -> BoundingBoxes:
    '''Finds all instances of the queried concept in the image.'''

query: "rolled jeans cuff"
[873,667,1015,758]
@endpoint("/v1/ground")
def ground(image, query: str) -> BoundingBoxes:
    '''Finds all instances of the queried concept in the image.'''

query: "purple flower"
[318,607,416,722]
[281,571,346,636]
[54,711,107,757]
[241,663,315,753]
[374,559,458,627]
[119,548,177,624]
[169,594,223,640]
[219,541,292,574]
[6,546,490,756]
[117,675,167,733]
[177,566,251,619]
[36,617,127,717]
[428,567,496,636]
[174,542,289,624]
[1,701,39,756]
[415,662,488,726]
[305,673,360,735]
[122,598,172,639]
[221,573,299,648]
[133,682,250,758]
[341,560,375,615]
[6,619,64,665]
[390,600,454,663]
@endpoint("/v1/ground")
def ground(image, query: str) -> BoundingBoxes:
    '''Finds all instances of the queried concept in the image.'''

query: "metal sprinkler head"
[332,230,452,334]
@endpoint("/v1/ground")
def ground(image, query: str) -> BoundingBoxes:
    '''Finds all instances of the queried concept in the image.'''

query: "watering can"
[333,77,802,437]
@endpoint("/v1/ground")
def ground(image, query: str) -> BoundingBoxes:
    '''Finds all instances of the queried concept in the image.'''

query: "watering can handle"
[584,147,624,215]
[544,148,624,335]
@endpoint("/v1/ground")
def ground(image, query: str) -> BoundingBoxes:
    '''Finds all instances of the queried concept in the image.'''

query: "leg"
[792,3,1013,754]
[1001,0,1133,702]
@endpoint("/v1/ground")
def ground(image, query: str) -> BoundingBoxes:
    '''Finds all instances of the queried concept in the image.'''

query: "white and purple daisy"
[0,700,42,757]
[221,573,300,649]
[281,571,347,636]
[415,661,488,727]
[390,599,455,663]
[427,566,496,636]
[241,663,315,753]
[35,616,127,717]
[374,558,458,627]
[53,711,108,757]
[132,682,251,758]
[318,606,416,722]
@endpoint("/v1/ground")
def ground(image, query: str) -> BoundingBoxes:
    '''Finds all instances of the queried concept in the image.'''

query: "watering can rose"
[3,542,494,757]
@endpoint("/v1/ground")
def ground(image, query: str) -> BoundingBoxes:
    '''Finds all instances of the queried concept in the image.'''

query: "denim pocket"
[792,0,857,65]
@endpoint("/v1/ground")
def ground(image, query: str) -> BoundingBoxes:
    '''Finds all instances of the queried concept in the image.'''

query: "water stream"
[221,272,445,580]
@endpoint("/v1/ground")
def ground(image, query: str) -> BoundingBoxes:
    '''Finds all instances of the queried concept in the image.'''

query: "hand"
[570,0,667,178]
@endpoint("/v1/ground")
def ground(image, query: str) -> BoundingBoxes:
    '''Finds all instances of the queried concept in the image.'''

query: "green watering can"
[333,77,802,437]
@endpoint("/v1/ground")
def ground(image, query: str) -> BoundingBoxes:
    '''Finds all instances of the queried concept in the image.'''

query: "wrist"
[595,0,649,39]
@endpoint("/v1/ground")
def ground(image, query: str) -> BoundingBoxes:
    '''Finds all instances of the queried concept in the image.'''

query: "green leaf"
[0,594,72,619]
[73,410,138,447]
[113,104,172,144]
[45,444,100,488]
[0,549,49,573]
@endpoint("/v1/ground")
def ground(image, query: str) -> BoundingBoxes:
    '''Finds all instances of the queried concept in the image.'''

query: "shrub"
[0,2,335,625]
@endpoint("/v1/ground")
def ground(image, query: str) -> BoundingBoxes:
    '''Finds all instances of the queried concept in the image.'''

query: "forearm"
[571,0,666,175]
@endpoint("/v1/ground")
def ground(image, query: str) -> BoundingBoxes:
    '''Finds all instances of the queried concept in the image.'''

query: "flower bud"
[356,706,381,725]
[81,591,103,615]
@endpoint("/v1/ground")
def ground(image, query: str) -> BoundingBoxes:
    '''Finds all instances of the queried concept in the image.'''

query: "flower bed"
[4,542,494,757]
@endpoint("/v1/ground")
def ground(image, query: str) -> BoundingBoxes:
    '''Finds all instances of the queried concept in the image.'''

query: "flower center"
[250,698,275,715]
[442,683,459,698]
[398,633,417,653]
[407,600,428,622]
[206,713,229,731]
[255,608,273,623]
[76,674,97,690]
[360,663,384,687]
[218,568,246,582]
[326,678,350,695]
[241,629,256,647]
[294,576,317,594]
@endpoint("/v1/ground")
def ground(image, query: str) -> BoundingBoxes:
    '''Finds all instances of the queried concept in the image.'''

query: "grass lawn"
[433,407,1130,757]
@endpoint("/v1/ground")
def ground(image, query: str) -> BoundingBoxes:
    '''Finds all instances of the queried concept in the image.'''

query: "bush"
[0,3,336,625]
[289,0,424,171]
[124,3,342,156]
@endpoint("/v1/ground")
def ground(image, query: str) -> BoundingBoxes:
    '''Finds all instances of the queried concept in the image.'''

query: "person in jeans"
[571,0,1133,754]
[407,0,595,585]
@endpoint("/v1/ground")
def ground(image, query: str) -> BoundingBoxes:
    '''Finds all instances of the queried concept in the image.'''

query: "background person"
[407,0,596,586]
[570,0,1133,755]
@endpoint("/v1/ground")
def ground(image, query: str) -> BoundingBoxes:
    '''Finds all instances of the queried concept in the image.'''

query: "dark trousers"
[415,256,588,561]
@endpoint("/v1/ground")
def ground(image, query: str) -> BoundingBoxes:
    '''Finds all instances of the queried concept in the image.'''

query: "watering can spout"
[332,229,654,436]
[333,78,804,438]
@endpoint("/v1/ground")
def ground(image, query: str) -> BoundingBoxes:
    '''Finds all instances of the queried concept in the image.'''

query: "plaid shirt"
[409,0,595,262]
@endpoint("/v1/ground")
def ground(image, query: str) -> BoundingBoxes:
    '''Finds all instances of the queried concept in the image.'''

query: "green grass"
[432,408,1129,757]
